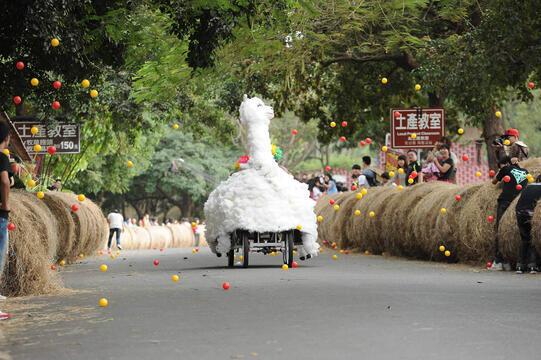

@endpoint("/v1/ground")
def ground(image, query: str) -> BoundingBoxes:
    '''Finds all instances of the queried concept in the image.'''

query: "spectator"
[406,150,423,186]
[107,209,123,251]
[489,156,529,271]
[358,156,379,188]
[351,164,362,189]
[392,155,408,186]
[381,172,396,187]
[493,129,529,165]
[433,144,454,182]
[47,178,62,191]
[150,217,159,226]
[430,137,458,165]
[308,177,323,200]
[323,173,338,194]
[514,174,541,274]
[0,122,12,319]
[193,218,200,246]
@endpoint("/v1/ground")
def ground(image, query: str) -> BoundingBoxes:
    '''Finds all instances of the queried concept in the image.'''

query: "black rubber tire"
[283,230,294,267]
[242,231,250,268]
[227,231,236,268]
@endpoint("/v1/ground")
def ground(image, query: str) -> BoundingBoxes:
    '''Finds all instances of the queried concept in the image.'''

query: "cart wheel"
[282,230,294,267]
[228,232,236,268]
[241,231,249,268]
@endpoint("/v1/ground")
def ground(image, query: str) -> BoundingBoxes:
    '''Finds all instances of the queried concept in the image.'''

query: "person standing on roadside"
[406,150,423,186]
[107,209,124,251]
[0,122,13,319]
[493,129,528,165]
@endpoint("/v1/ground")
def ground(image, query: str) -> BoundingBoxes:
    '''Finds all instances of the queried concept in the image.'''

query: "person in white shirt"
[107,209,124,250]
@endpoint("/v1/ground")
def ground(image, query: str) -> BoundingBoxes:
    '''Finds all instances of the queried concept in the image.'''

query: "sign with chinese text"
[13,122,81,154]
[390,108,445,149]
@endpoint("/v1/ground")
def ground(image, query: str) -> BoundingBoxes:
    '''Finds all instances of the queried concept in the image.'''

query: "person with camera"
[493,129,529,165]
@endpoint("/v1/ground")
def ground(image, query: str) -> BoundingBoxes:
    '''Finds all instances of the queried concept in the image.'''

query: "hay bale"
[83,197,108,252]
[42,193,76,261]
[198,225,208,247]
[1,191,61,296]
[168,224,195,247]
[119,227,135,250]
[147,226,173,249]
[532,202,541,256]
[315,193,350,246]
[131,226,152,249]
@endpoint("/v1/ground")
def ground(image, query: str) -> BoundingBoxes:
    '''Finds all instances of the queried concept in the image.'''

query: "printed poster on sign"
[390,108,445,149]
[13,122,81,154]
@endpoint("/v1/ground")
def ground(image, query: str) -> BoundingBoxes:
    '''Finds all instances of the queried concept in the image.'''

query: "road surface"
[2,248,541,360]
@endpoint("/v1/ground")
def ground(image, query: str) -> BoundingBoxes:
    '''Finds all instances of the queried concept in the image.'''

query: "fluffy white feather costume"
[204,95,319,258]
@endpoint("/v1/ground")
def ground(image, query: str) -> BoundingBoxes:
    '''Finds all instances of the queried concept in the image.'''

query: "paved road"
[2,248,541,360]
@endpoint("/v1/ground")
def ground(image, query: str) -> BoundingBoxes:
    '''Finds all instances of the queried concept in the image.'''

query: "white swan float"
[204,95,319,259]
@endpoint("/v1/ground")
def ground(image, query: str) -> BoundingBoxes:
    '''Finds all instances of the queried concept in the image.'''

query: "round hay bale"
[131,226,152,249]
[2,191,62,296]
[119,227,135,249]
[315,193,350,246]
[169,224,195,247]
[532,201,541,256]
[198,225,208,247]
[497,196,525,265]
[147,226,173,249]
[41,192,76,261]
[83,197,108,252]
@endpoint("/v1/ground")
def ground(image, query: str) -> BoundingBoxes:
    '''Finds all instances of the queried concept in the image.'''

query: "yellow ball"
[444,250,451,257]
[127,160,133,167]
[59,260,66,266]
[495,111,501,117]
[526,173,533,179]
[172,275,179,282]
[2,149,9,156]
[51,38,60,47]
[356,193,363,200]
[381,77,388,84]
[415,84,421,91]
[398,168,404,174]
[439,245,445,252]
[411,133,417,139]
[78,194,86,202]
[319,248,322,252]
[292,250,296,255]
[475,172,482,178]
[334,204,339,210]
[382,146,388,152]
[458,128,464,135]
[282,264,288,270]
[30,78,39,86]
[90,89,99,98]
[192,249,196,253]
[100,264,108,272]
[355,210,360,216]
[31,126,39,135]
[270,252,275,256]
[389,171,395,178]
[397,185,404,191]
[110,254,115,259]
[330,121,336,128]
[340,250,344,254]
[317,215,323,222]
[408,178,414,184]
[173,124,179,130]
[81,79,90,88]
[369,211,375,217]
[504,139,510,146]
[79,254,84,258]
[27,179,36,187]
[528,177,534,183]
[116,251,120,255]
[333,255,338,260]
[99,298,108,307]
[440,208,447,214]
[37,191,45,199]
[239,255,243,260]
[365,250,370,255]
[361,189,368,195]
[34,144,42,152]
[296,225,302,230]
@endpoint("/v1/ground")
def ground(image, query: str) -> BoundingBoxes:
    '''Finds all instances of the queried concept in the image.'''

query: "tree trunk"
[482,112,505,170]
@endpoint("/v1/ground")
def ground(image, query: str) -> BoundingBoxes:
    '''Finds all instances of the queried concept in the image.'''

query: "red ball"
[292,129,297,135]
[488,216,494,222]
[52,101,60,109]
[365,138,372,144]
[47,146,57,155]
[160,248,163,251]
[486,262,492,268]
[360,141,366,146]
[195,248,199,252]
[13,96,21,104]
[503,175,510,183]
[53,81,61,89]
[325,166,331,172]
[51,265,56,270]
[345,250,349,255]
[292,261,298,268]
[329,200,335,205]
[323,240,327,245]
[462,154,469,161]
[516,184,522,191]
[528,82,534,89]
[16,61,24,70]
[411,171,418,178]
[222,282,230,290]
[489,170,495,177]
[331,244,336,249]
[107,250,111,254]
[394,111,400,117]
[340,136,346,142]
[351,186,357,191]
[71,204,78,211]
[455,195,461,201]
[154,260,159,266]
[341,121,347,127]
[7,223,15,231]
[153,247,157,250]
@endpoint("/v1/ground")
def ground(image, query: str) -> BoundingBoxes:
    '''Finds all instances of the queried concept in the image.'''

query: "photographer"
[493,129,529,165]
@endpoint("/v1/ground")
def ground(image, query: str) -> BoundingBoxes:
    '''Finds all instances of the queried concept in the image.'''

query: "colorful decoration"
[458,128,464,135]
[31,78,39,86]
[51,38,60,47]
[81,79,90,88]
[16,61,24,70]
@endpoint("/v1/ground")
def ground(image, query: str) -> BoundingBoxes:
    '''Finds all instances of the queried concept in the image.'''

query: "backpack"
[363,169,381,187]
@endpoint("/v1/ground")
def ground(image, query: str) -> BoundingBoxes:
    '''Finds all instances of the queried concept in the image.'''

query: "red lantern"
[488,216,494,222]
[341,121,347,127]
[455,195,461,201]
[47,146,57,155]
[360,141,366,146]
[340,136,346,142]
[329,200,335,205]
[291,129,297,135]
[13,96,21,104]
[516,184,522,191]
[53,81,61,89]
[16,61,24,70]
[71,204,78,211]
[462,154,469,162]
[489,170,495,177]
[52,101,60,109]
[503,175,510,183]
[7,223,15,231]
[365,138,372,144]
[154,260,159,266]
[325,166,331,172]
